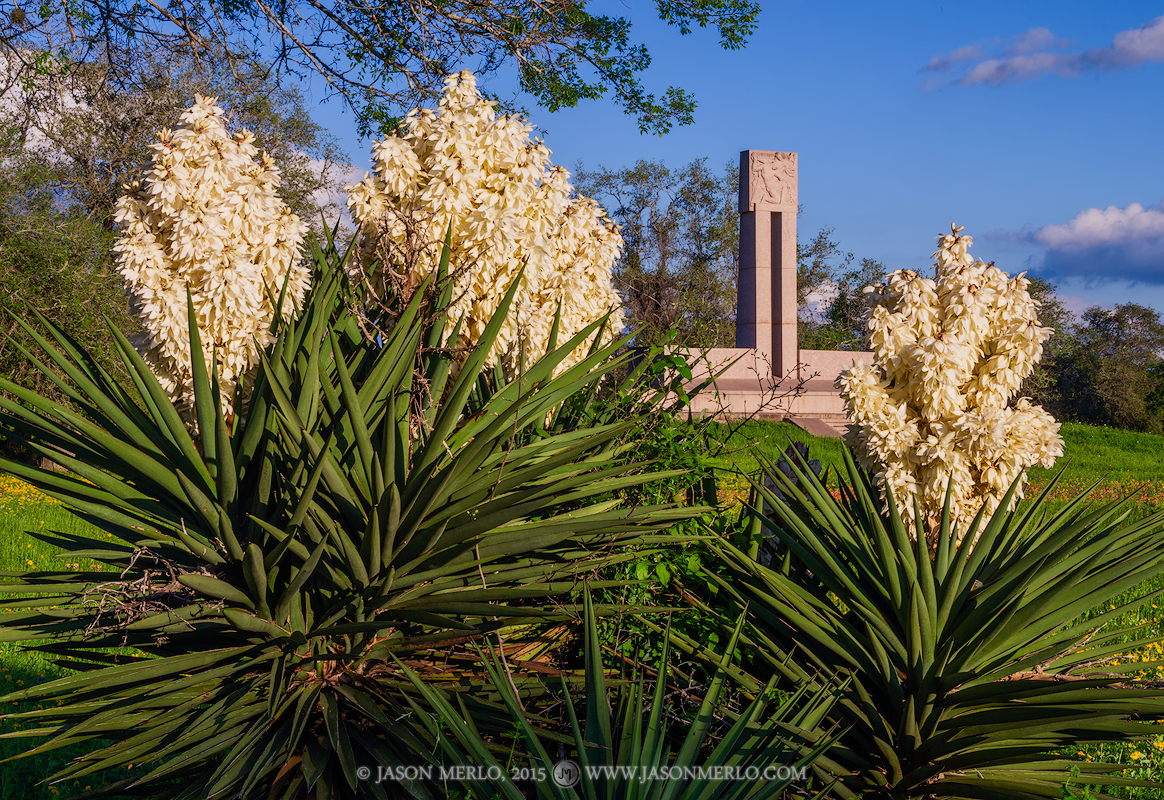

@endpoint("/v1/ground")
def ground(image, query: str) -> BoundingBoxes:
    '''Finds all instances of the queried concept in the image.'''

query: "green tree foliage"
[0,48,346,448]
[796,226,887,351]
[1054,303,1164,433]
[0,122,138,451]
[2,0,760,136]
[8,48,346,231]
[795,225,847,308]
[1009,282,1164,434]
[1017,276,1076,415]
[575,157,739,348]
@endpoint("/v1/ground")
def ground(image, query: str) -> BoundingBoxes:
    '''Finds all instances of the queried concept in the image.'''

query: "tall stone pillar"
[738,150,798,379]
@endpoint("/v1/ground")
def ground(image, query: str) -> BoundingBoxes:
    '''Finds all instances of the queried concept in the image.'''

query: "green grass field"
[0,480,135,799]
[4,423,1164,797]
[708,420,1164,515]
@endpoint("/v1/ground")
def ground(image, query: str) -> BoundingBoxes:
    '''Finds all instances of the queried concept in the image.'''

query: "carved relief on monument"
[744,150,797,211]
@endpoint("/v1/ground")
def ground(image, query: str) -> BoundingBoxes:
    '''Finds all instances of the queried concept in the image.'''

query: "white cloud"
[310,158,363,224]
[925,44,983,73]
[1030,201,1164,285]
[925,15,1164,87]
[1002,28,1067,57]
[1035,203,1164,249]
[801,279,838,321]
[1055,294,1096,317]
[960,51,1070,85]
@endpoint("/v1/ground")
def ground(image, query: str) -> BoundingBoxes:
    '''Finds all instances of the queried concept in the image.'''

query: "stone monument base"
[678,347,874,437]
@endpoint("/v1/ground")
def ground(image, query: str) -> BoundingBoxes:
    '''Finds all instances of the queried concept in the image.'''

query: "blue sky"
[311,1,1164,318]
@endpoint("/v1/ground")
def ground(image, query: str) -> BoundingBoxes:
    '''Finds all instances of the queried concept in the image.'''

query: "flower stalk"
[346,71,625,377]
[837,223,1064,546]
[113,95,310,421]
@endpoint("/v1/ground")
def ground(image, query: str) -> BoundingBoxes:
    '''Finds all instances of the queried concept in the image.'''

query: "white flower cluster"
[346,71,624,375]
[113,96,309,419]
[836,224,1065,545]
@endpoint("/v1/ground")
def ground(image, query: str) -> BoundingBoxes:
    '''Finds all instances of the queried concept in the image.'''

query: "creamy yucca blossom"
[114,96,309,421]
[346,70,624,376]
[837,223,1064,546]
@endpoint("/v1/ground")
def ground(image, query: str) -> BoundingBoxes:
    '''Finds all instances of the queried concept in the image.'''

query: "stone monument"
[683,149,873,435]
[737,150,799,377]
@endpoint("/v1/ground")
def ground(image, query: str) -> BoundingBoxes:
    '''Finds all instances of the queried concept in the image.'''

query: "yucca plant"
[673,448,1164,800]
[402,589,839,800]
[0,234,703,799]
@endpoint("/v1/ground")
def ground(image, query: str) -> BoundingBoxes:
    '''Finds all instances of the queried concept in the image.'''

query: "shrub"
[685,453,1164,799]
[0,235,697,799]
[405,591,839,800]
[665,225,1164,799]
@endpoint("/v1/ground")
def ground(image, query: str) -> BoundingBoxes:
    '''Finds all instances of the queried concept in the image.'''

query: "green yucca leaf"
[10,312,161,458]
[700,446,1164,799]
[108,323,210,475]
[184,293,215,472]
[414,265,525,478]
[399,588,839,800]
[0,231,702,798]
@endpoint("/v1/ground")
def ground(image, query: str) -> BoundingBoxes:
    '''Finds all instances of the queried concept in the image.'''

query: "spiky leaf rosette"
[673,452,1164,800]
[402,590,841,800]
[113,95,310,420]
[346,71,625,378]
[0,233,698,799]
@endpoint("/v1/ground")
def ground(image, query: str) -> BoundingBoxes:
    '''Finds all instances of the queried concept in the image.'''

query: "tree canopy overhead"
[1,0,761,136]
